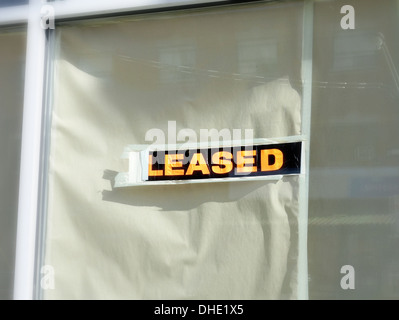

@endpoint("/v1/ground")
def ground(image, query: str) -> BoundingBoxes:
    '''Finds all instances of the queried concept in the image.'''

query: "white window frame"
[0,0,313,300]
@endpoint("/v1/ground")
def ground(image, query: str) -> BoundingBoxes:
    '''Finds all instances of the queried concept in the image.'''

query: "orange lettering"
[236,150,257,173]
[261,149,283,171]
[186,153,210,175]
[148,155,164,176]
[212,151,233,174]
[165,153,184,176]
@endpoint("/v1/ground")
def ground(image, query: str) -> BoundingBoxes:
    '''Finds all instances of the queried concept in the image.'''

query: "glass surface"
[44,1,304,299]
[308,0,399,299]
[0,0,28,8]
[0,28,26,300]
[39,0,399,300]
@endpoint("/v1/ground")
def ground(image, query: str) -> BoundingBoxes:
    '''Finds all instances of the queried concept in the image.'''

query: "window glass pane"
[309,0,399,299]
[0,28,26,300]
[43,1,304,299]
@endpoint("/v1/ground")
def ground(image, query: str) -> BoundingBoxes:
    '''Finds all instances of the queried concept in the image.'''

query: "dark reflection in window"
[0,28,26,300]
[309,0,399,299]
[0,0,28,8]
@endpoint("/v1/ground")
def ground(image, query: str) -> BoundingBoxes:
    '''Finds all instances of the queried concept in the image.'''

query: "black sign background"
[146,141,302,181]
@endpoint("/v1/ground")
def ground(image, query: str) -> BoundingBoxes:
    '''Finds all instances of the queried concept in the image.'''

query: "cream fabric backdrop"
[44,2,304,299]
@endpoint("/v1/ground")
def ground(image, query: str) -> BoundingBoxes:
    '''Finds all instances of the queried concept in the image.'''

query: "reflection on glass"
[0,0,28,8]
[309,0,399,299]
[0,28,26,300]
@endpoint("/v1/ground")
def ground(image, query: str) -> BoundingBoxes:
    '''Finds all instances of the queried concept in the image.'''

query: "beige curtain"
[44,2,304,299]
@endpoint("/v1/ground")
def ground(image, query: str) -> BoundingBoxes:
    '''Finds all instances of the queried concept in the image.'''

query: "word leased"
[147,142,301,181]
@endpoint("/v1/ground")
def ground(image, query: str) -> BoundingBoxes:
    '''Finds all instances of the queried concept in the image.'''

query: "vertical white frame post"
[13,0,46,300]
[298,0,314,300]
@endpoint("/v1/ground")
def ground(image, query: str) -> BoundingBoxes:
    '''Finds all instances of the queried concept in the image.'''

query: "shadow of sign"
[102,169,287,212]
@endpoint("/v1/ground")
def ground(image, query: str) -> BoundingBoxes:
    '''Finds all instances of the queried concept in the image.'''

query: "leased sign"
[146,142,301,181]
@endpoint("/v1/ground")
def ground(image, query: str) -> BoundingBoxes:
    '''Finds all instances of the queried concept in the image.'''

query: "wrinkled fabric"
[44,2,303,299]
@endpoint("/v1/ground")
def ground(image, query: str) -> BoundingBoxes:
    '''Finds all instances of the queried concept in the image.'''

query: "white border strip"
[115,137,304,187]
[0,0,228,26]
[0,5,29,26]
[297,0,314,300]
[52,0,229,20]
[13,0,46,300]
[115,174,285,187]
[122,135,306,155]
